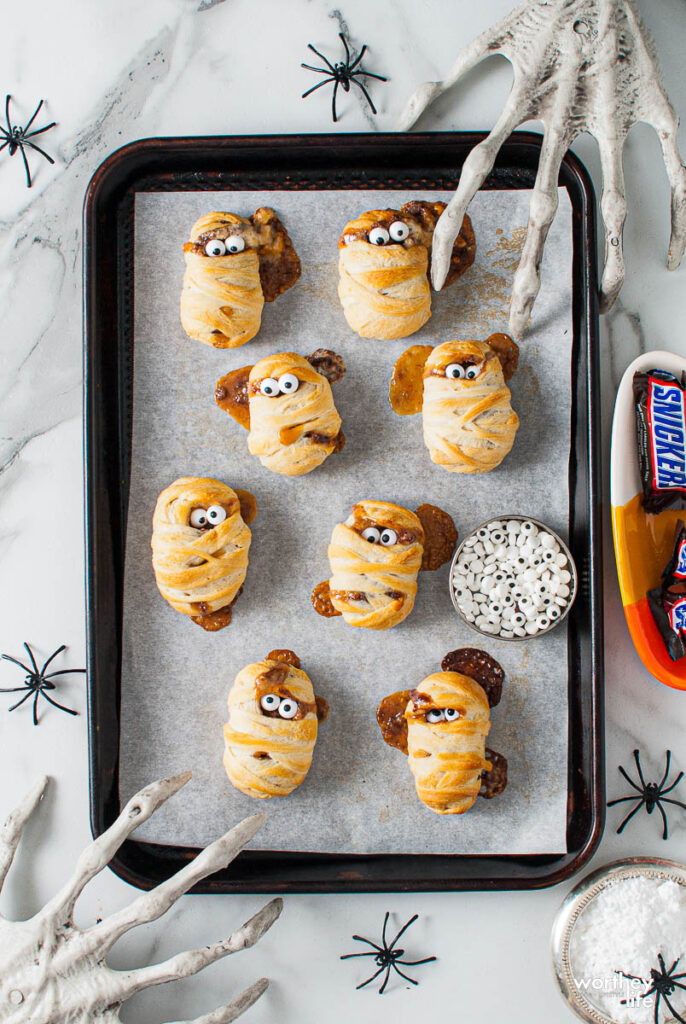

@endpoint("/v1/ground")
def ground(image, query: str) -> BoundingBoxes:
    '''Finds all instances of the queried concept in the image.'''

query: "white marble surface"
[1,1,685,1022]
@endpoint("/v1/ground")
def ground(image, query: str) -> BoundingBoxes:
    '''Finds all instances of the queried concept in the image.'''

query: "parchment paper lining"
[120,187,573,855]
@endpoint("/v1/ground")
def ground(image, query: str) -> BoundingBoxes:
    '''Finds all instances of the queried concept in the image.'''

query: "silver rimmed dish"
[551,857,686,1024]
[449,514,578,641]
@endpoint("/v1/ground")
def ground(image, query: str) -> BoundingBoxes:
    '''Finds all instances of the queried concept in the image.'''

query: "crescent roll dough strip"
[338,240,430,340]
[407,672,491,815]
[223,659,319,799]
[151,477,251,617]
[328,501,424,630]
[423,340,519,473]
[180,212,265,349]
[248,353,342,476]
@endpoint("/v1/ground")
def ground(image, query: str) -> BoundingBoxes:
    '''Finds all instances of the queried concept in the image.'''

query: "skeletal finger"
[0,775,48,894]
[41,772,191,926]
[430,84,526,289]
[598,134,628,313]
[172,978,269,1024]
[85,813,266,954]
[114,899,282,1001]
[509,128,566,340]
[656,121,686,271]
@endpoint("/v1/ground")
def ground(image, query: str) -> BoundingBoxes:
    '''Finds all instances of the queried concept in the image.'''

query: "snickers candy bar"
[634,369,686,514]
[647,519,686,661]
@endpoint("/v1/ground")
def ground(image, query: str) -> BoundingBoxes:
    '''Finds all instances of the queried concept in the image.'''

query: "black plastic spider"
[301,33,387,123]
[616,954,686,1024]
[608,749,686,840]
[340,912,436,994]
[0,95,56,188]
[0,643,84,725]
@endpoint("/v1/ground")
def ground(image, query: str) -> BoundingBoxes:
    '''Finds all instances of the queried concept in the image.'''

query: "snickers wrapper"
[647,519,686,661]
[634,369,686,514]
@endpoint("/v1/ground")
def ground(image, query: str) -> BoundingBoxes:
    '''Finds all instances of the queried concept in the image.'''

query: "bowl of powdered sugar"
[551,858,686,1024]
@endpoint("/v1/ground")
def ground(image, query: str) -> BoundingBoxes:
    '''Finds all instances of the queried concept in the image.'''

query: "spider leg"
[608,795,646,806]
[307,44,336,74]
[348,935,384,952]
[23,98,44,134]
[351,77,378,116]
[332,79,340,123]
[353,70,388,83]
[381,911,390,949]
[23,121,56,140]
[395,955,437,966]
[378,964,393,995]
[597,131,628,313]
[660,771,684,796]
[355,962,387,991]
[39,644,67,676]
[301,64,334,75]
[340,951,380,960]
[659,796,686,809]
[618,764,644,794]
[0,686,34,693]
[6,691,34,713]
[388,913,418,951]
[614,798,645,834]
[39,690,77,716]
[23,139,55,165]
[5,95,11,135]
[302,77,335,99]
[32,690,40,726]
[24,643,41,676]
[0,654,33,674]
[0,775,48,892]
[340,33,352,65]
[390,964,420,986]
[657,750,673,790]
[42,668,87,679]
[656,800,669,840]
[661,993,686,1024]
[634,749,648,789]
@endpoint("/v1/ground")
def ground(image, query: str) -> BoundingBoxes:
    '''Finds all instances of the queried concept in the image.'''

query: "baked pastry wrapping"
[390,334,520,473]
[337,200,476,341]
[377,648,507,815]
[180,208,301,348]
[151,477,257,632]
[311,500,457,630]
[215,349,345,477]
[223,649,328,799]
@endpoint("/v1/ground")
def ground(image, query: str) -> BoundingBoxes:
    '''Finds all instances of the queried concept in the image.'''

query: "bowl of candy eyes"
[449,516,578,641]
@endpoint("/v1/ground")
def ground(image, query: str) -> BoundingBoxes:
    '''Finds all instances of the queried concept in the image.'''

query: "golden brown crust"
[389,345,433,415]
[235,488,258,525]
[215,366,252,428]
[415,504,458,571]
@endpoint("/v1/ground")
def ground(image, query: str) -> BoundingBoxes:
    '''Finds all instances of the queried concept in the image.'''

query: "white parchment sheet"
[120,187,573,855]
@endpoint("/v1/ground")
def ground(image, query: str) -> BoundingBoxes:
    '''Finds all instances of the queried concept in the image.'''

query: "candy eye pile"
[426,708,460,723]
[259,693,299,719]
[451,518,575,639]
[189,504,227,529]
[361,526,398,546]
[259,373,300,397]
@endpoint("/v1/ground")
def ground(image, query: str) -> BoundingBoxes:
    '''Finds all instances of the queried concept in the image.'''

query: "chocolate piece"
[647,519,686,661]
[480,748,508,798]
[634,369,686,513]
[415,504,458,570]
[441,648,504,707]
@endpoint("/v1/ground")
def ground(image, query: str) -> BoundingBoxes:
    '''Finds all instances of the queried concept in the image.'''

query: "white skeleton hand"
[398,0,686,339]
[0,774,281,1024]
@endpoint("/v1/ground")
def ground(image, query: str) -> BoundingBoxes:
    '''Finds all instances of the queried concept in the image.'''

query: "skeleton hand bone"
[0,774,281,1024]
[398,0,686,339]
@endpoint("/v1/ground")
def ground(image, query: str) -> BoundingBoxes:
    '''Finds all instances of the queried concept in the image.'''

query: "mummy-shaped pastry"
[223,649,329,799]
[215,349,346,477]
[180,208,301,348]
[390,334,520,473]
[311,500,457,630]
[151,477,257,632]
[377,648,508,815]
[337,200,476,341]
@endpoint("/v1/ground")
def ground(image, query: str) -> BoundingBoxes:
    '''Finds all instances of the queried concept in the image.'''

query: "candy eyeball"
[260,693,281,712]
[278,698,298,720]
[206,504,227,526]
[426,709,445,724]
[260,377,280,397]
[226,235,245,253]
[445,363,466,380]
[444,708,460,721]
[368,226,390,246]
[389,220,410,242]
[362,526,381,543]
[189,507,209,528]
[379,528,398,546]
[278,372,299,394]
[465,363,484,380]
[205,239,227,257]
